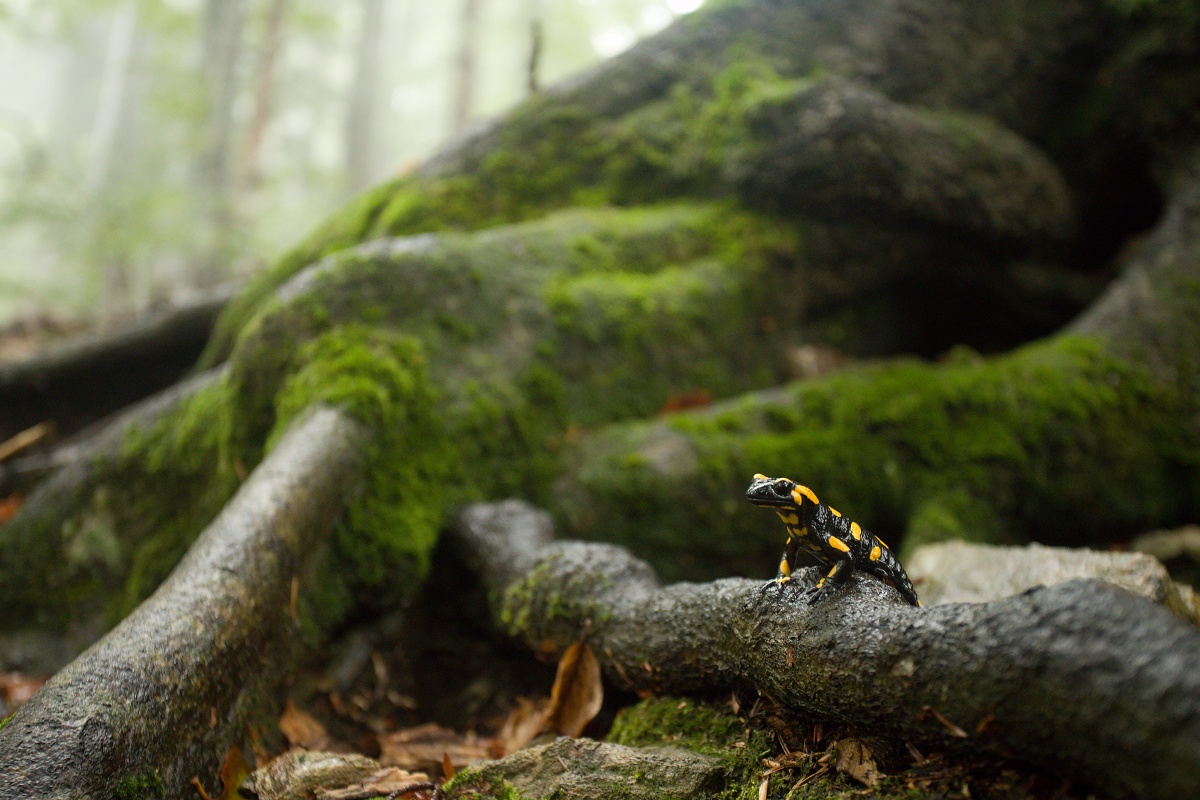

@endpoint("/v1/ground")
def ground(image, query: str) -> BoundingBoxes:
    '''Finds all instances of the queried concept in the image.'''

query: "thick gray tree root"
[0,406,368,799]
[0,285,235,441]
[454,500,1200,800]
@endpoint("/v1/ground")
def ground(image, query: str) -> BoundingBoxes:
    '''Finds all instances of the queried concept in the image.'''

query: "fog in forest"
[0,0,705,323]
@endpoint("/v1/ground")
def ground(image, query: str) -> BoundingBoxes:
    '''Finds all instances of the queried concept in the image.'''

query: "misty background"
[0,0,705,324]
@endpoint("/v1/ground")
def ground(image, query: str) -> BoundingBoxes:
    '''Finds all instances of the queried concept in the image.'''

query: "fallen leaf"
[0,494,23,524]
[218,745,252,800]
[314,767,431,800]
[0,672,46,708]
[497,696,550,756]
[246,750,383,800]
[279,699,332,750]
[834,739,881,787]
[378,723,492,778]
[658,389,713,415]
[441,752,455,780]
[542,640,604,738]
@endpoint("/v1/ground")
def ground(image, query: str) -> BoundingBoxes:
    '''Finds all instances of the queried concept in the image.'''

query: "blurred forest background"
[0,0,705,324]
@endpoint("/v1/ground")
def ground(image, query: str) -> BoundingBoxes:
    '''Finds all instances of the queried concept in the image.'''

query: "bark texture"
[454,499,1200,800]
[0,407,367,799]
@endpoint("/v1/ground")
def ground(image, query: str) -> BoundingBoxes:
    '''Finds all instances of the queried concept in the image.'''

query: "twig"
[0,421,53,463]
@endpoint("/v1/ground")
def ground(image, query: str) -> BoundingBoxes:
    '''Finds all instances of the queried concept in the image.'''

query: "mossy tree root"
[0,406,368,798]
[454,499,1200,800]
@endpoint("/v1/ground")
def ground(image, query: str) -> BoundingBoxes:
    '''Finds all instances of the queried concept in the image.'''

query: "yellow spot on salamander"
[792,485,819,505]
[780,559,791,577]
[851,521,862,540]
[754,473,768,481]
[826,564,839,576]
[829,536,849,553]
[869,546,882,561]
[816,578,826,588]
[829,507,842,517]
[776,511,800,526]
[876,536,890,549]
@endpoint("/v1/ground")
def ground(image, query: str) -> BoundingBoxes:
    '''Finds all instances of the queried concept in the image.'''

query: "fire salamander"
[746,474,920,606]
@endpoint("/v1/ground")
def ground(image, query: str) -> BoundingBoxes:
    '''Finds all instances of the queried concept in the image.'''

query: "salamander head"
[746,473,820,511]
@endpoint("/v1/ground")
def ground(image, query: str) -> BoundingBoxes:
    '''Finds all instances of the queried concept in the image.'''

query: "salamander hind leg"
[866,543,921,606]
[802,558,854,606]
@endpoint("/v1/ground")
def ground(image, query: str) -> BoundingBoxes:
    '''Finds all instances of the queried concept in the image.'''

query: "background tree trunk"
[450,0,482,134]
[239,0,290,189]
[345,0,385,193]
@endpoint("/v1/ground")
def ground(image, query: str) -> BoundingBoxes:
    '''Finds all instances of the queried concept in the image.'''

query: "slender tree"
[195,0,248,284]
[451,0,481,134]
[345,0,384,193]
[238,0,290,189]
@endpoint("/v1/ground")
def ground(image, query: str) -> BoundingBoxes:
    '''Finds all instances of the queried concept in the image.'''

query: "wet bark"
[0,407,367,798]
[0,284,235,442]
[454,499,1200,800]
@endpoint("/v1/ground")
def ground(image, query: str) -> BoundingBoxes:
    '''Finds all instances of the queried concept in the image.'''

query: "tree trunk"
[239,0,290,188]
[450,0,481,134]
[345,0,385,193]
[195,0,249,284]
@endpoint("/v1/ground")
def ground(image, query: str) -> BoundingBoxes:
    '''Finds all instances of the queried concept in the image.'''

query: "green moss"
[557,335,1199,582]
[608,697,772,800]
[111,770,166,800]
[270,325,456,613]
[106,376,243,622]
[0,712,13,732]
[199,55,810,368]
[497,555,614,646]
[443,773,527,800]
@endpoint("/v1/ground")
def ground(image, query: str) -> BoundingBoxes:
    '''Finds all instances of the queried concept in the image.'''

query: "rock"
[240,751,384,800]
[907,540,1200,624]
[458,736,726,800]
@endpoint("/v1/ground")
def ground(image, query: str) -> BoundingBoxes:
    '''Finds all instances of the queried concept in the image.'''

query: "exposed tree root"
[0,284,235,441]
[454,499,1200,800]
[0,406,367,798]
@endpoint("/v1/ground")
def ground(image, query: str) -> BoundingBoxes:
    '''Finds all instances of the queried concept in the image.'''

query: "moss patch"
[198,55,807,367]
[270,325,456,619]
[608,697,772,800]
[111,770,166,800]
[556,335,1199,581]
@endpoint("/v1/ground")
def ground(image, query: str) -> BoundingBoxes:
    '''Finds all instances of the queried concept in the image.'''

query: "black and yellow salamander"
[746,474,920,606]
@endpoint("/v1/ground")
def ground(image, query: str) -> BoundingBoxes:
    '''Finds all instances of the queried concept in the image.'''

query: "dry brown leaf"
[218,745,252,800]
[0,672,46,708]
[279,699,332,750]
[441,752,456,780]
[541,640,603,737]
[314,767,430,800]
[0,494,23,524]
[834,739,881,787]
[378,723,492,778]
[497,696,550,756]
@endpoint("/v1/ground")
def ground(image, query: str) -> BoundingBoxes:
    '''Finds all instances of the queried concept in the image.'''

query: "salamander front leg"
[761,538,800,595]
